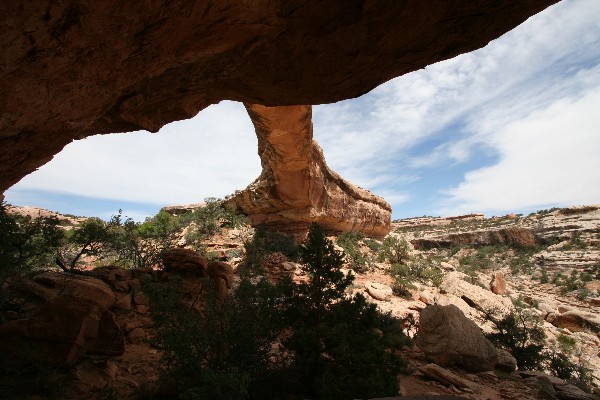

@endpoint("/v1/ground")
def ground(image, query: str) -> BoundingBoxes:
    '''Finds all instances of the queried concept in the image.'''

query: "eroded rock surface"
[226,104,391,237]
[1,1,558,194]
[415,304,499,372]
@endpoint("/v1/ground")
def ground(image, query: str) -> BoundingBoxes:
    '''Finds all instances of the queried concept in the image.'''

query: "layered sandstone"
[0,1,558,194]
[226,104,391,238]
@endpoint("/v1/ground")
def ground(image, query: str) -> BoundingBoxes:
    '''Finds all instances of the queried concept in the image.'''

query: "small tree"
[285,223,405,399]
[390,256,443,298]
[108,210,180,269]
[57,217,113,272]
[143,275,285,399]
[483,302,547,370]
[378,235,410,264]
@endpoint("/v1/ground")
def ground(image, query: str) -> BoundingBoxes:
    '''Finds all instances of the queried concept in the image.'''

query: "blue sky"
[5,0,600,222]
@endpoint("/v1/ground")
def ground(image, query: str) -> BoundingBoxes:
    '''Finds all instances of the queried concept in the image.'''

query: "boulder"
[419,290,435,305]
[520,371,597,400]
[207,261,234,288]
[127,328,146,344]
[495,349,518,372]
[439,271,513,315]
[162,248,208,276]
[365,282,393,301]
[522,376,558,400]
[415,304,498,372]
[32,271,116,309]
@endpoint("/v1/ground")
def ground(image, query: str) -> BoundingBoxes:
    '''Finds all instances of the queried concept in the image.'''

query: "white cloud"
[11,101,260,205]
[437,88,600,216]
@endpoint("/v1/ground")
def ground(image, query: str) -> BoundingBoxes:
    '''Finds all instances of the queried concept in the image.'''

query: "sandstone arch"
[227,104,391,238]
[0,0,558,234]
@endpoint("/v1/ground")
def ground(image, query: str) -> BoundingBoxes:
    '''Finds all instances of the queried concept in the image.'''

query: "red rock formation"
[0,1,558,194]
[226,104,391,238]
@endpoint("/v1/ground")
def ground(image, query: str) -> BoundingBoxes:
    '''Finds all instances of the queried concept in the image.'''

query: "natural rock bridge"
[0,0,558,236]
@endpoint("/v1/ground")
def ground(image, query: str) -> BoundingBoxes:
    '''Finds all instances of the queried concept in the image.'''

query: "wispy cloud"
[315,0,600,216]
[438,87,600,216]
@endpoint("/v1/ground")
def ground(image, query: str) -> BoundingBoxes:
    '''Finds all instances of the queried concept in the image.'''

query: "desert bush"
[143,274,286,399]
[546,334,594,392]
[555,270,585,294]
[389,256,443,297]
[539,269,549,283]
[483,302,547,370]
[242,224,298,272]
[363,238,382,253]
[378,235,410,264]
[181,198,247,248]
[336,231,369,272]
[509,251,536,275]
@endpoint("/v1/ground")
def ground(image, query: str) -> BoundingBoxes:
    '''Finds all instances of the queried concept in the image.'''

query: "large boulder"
[207,261,234,300]
[365,282,393,301]
[0,294,124,366]
[439,271,513,315]
[415,304,498,372]
[162,248,208,276]
[489,272,507,295]
[31,271,116,309]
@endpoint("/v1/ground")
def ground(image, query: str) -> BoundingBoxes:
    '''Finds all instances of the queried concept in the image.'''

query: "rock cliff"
[1,0,557,195]
[226,104,391,237]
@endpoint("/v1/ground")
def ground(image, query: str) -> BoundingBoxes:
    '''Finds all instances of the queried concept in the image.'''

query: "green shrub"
[181,198,247,248]
[336,231,369,272]
[389,256,443,297]
[539,269,549,283]
[143,274,285,399]
[242,224,298,272]
[484,304,547,370]
[546,334,594,392]
[0,202,64,281]
[378,235,410,264]
[363,238,382,253]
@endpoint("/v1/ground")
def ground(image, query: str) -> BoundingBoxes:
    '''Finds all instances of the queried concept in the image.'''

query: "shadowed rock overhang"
[0,0,559,232]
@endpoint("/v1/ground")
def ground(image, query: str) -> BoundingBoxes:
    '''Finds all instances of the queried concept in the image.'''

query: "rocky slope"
[2,203,599,399]
[1,1,557,196]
